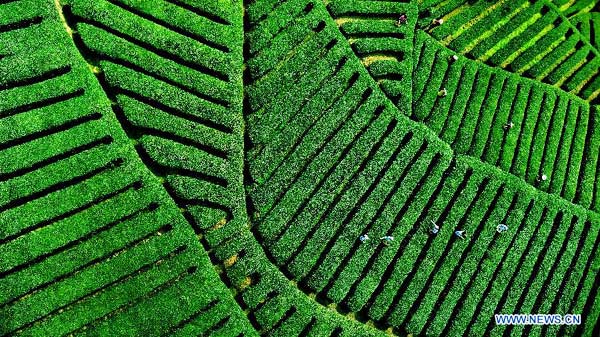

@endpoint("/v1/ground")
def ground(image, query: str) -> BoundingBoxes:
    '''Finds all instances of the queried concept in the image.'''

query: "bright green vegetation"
[0,0,391,336]
[0,0,255,336]
[246,0,600,336]
[2,0,600,336]
[326,0,416,114]
[420,0,600,102]
[412,31,600,211]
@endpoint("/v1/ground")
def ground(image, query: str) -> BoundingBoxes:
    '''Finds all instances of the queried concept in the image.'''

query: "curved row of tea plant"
[0,0,256,336]
[57,0,392,336]
[245,0,600,336]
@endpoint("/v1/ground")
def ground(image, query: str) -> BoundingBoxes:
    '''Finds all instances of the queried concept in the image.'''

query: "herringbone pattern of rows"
[246,0,600,336]
[0,0,256,336]
[1,0,599,336]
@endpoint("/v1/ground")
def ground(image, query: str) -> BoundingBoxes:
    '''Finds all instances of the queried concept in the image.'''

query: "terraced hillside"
[1,0,600,336]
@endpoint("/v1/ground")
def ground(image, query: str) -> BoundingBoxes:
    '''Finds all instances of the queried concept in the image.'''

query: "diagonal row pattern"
[0,0,256,336]
[549,0,598,20]
[419,0,600,103]
[571,12,600,51]
[412,31,600,212]
[324,0,600,215]
[64,0,248,247]
[245,0,600,336]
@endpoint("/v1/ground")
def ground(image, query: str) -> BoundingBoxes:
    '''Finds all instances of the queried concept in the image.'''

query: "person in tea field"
[430,220,440,235]
[497,224,508,233]
[380,235,394,246]
[396,14,408,26]
[454,230,467,239]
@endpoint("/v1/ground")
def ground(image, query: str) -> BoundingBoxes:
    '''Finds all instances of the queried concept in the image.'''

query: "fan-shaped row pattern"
[0,0,256,336]
[64,0,391,335]
[324,0,415,115]
[418,0,600,103]
[412,30,600,212]
[63,0,248,248]
[245,0,600,336]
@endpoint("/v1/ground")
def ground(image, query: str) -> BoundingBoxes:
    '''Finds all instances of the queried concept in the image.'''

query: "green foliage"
[2,0,600,336]
[419,0,600,103]
[247,0,600,336]
[0,0,255,336]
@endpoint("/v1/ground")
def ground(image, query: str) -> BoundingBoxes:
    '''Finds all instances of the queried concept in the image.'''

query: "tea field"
[0,0,599,336]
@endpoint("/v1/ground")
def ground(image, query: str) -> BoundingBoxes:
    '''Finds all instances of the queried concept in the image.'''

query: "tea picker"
[380,235,394,246]
[454,230,467,239]
[430,220,440,235]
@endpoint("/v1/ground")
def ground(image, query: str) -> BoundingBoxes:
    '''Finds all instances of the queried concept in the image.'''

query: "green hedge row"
[305,140,448,298]
[247,1,600,336]
[341,160,463,315]
[430,194,535,336]
[1,0,258,336]
[245,21,341,134]
[68,0,251,252]
[249,5,593,335]
[511,22,571,74]
[5,0,599,336]
[453,1,548,60]
[419,0,600,103]
[249,60,366,203]
[246,0,319,56]
[289,138,445,282]
[412,31,600,215]
[572,11,600,51]
[256,100,392,248]
[326,0,415,114]
[210,0,404,335]
[217,232,388,337]
[550,0,598,17]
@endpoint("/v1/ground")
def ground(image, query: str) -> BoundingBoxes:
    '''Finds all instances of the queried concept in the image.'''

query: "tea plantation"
[0,0,599,336]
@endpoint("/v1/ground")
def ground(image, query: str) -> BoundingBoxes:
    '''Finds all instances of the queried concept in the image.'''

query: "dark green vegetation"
[1,0,599,336]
